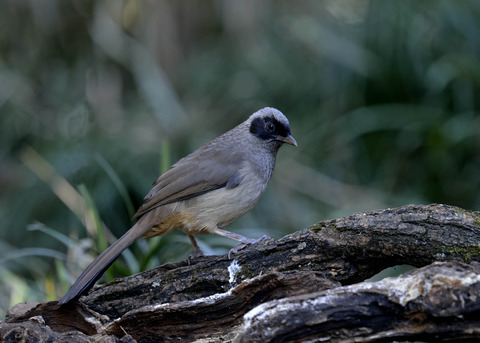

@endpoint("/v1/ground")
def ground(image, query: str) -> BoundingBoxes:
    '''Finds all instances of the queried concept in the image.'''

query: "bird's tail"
[58,221,150,305]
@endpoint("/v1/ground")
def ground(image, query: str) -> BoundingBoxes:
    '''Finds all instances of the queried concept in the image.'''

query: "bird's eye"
[266,122,275,131]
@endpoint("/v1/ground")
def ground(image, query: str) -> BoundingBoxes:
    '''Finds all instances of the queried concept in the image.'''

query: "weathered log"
[2,204,480,342]
[235,261,480,342]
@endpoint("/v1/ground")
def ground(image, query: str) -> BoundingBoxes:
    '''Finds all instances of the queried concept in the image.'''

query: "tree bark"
[2,204,480,342]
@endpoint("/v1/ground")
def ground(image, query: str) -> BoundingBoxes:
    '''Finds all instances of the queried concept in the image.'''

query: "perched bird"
[58,107,296,305]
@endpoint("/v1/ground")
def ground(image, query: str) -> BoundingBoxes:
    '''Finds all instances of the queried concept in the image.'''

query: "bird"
[58,107,297,305]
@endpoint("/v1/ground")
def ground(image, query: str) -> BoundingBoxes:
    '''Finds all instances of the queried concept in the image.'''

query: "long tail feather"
[58,221,150,305]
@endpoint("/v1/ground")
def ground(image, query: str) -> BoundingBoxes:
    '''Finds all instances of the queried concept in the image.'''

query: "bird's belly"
[181,177,267,234]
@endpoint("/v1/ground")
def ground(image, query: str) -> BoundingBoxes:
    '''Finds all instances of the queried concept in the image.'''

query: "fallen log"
[2,204,480,342]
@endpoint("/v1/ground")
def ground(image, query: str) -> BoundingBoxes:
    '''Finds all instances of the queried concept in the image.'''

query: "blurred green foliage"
[1,0,480,315]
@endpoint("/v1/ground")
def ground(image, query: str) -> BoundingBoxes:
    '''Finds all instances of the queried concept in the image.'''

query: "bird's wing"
[134,137,245,218]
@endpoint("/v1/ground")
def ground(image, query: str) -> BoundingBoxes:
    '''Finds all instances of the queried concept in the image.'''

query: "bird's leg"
[187,234,205,258]
[210,228,270,258]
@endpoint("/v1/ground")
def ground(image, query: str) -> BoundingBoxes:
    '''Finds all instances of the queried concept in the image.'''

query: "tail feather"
[58,222,150,305]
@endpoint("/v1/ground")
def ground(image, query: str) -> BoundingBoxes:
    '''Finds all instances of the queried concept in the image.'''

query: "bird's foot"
[189,248,205,260]
[228,235,271,259]
[187,234,205,260]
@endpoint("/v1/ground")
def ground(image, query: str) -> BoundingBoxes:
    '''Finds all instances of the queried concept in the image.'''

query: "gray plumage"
[58,107,296,305]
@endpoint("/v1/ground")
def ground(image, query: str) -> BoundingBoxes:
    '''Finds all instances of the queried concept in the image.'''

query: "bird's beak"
[279,134,297,146]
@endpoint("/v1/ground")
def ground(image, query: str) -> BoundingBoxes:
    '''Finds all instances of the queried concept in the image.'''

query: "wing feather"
[133,134,245,218]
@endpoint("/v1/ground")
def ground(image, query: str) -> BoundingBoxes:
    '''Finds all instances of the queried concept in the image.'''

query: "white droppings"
[228,259,242,284]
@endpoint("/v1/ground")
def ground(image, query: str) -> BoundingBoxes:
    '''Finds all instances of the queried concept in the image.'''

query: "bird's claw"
[188,248,205,260]
[228,235,271,259]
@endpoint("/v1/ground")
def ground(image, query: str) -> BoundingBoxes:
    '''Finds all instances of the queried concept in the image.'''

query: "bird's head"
[248,107,297,148]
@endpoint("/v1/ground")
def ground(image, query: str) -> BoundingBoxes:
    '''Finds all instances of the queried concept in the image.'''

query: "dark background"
[1,1,479,316]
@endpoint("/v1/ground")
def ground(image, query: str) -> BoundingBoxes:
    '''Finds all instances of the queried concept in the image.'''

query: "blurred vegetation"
[1,0,480,316]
